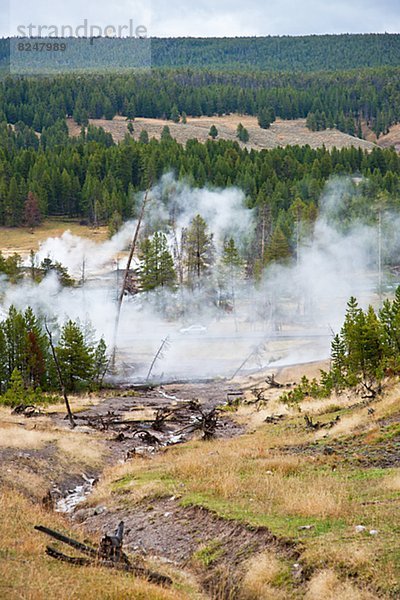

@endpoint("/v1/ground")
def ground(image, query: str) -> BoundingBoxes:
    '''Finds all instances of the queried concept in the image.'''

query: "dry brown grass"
[121,406,156,421]
[302,538,375,576]
[241,361,331,389]
[311,384,400,441]
[370,381,400,419]
[94,436,348,520]
[1,468,47,498]
[382,471,400,491]
[376,122,400,151]
[0,489,189,600]
[0,424,56,449]
[68,115,376,153]
[46,392,103,413]
[0,420,103,466]
[315,411,369,440]
[299,393,350,415]
[240,551,290,600]
[56,433,104,466]
[0,218,108,257]
[305,569,378,600]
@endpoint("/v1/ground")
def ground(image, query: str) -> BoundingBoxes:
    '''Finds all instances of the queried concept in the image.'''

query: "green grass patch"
[180,492,346,538]
[111,470,176,493]
[373,423,400,443]
[271,565,294,588]
[192,539,224,567]
[332,466,393,481]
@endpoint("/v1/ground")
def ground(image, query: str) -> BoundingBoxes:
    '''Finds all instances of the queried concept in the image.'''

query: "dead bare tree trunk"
[111,185,152,367]
[146,336,170,382]
[44,321,75,428]
[265,374,284,388]
[230,341,266,380]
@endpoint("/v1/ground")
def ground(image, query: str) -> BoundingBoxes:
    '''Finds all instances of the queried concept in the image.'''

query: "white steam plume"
[1,176,398,380]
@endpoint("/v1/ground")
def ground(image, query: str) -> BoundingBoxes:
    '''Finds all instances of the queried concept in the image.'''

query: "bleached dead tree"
[146,336,170,382]
[111,185,152,366]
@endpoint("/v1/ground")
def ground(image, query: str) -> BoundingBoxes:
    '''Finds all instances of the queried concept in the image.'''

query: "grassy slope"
[68,115,377,152]
[1,369,399,598]
[0,491,190,600]
[0,396,199,600]
[90,376,400,598]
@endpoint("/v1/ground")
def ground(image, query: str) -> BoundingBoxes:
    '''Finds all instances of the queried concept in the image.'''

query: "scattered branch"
[265,374,284,388]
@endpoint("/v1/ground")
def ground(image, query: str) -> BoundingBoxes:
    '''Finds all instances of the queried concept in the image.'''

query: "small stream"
[54,382,242,515]
[55,474,96,513]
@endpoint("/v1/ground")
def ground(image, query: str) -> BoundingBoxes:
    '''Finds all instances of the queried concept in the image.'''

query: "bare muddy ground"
[82,497,299,597]
[0,379,243,505]
[83,499,291,563]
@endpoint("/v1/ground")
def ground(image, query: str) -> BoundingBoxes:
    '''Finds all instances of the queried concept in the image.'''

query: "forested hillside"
[1,34,400,71]
[1,122,400,270]
[152,34,400,71]
[1,67,400,137]
[1,33,400,269]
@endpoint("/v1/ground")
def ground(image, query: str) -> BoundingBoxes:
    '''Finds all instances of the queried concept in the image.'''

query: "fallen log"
[34,525,97,557]
[12,404,42,417]
[46,546,93,566]
[132,430,162,445]
[304,414,340,430]
[304,415,320,430]
[264,414,285,424]
[265,374,284,388]
[35,522,173,586]
[45,546,172,584]
[126,383,156,392]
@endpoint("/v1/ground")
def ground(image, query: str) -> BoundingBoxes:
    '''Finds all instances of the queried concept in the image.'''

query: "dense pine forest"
[152,34,400,71]
[1,67,400,136]
[1,33,400,268]
[1,124,400,267]
[2,34,400,71]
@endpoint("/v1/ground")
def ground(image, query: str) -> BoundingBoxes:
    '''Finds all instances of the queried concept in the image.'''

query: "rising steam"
[0,175,396,380]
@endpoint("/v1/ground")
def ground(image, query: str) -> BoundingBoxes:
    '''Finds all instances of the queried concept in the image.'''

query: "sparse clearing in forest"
[376,123,400,152]
[361,120,400,151]
[0,219,108,257]
[67,115,378,152]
